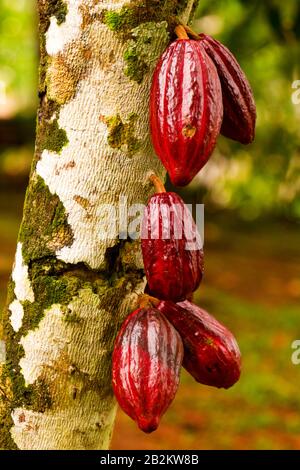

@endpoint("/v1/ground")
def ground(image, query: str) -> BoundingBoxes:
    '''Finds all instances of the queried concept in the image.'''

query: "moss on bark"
[0,264,84,448]
[103,0,191,34]
[36,98,69,158]
[103,113,141,157]
[123,22,169,83]
[39,0,68,35]
[18,175,73,265]
[39,118,69,153]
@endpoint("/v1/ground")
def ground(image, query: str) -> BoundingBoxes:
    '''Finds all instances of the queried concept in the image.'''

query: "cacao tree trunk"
[0,0,198,450]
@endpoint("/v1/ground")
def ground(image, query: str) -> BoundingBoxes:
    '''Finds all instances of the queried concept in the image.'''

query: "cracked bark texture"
[0,0,198,450]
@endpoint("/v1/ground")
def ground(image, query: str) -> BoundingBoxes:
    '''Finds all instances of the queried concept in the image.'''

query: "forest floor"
[0,189,300,450]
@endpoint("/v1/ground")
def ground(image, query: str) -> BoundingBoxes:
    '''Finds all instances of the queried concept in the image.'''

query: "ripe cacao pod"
[157,300,241,389]
[150,39,223,186]
[200,34,256,144]
[141,192,204,302]
[112,307,183,433]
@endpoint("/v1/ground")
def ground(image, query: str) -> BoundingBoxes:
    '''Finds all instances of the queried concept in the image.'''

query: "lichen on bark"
[37,0,68,95]
[46,46,91,105]
[46,0,68,27]
[103,113,141,157]
[123,22,169,83]
[35,97,69,163]
[19,174,73,265]
[103,0,192,34]
[40,118,69,153]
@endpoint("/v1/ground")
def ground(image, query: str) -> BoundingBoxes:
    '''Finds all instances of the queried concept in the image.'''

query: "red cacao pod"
[112,307,183,433]
[141,192,204,302]
[200,34,256,144]
[150,39,223,186]
[157,300,241,389]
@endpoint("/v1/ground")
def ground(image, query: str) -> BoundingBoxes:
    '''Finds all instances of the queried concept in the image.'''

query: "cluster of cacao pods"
[112,301,241,433]
[112,23,253,433]
[150,25,256,186]
[112,177,241,433]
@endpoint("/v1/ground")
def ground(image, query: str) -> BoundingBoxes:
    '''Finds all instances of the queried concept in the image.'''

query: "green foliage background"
[0,0,37,113]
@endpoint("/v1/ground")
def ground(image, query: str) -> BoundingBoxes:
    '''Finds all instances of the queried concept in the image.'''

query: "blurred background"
[0,0,300,450]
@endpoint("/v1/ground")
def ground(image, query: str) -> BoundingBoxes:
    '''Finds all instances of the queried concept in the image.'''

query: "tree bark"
[0,0,198,450]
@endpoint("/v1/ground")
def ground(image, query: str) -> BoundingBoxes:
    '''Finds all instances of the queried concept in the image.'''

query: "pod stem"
[149,174,166,193]
[138,294,160,309]
[182,24,201,40]
[175,25,189,40]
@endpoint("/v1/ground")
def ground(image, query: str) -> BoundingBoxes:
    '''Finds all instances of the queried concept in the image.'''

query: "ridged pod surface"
[112,307,183,433]
[200,34,256,144]
[141,192,204,302]
[157,300,241,389]
[150,39,223,186]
